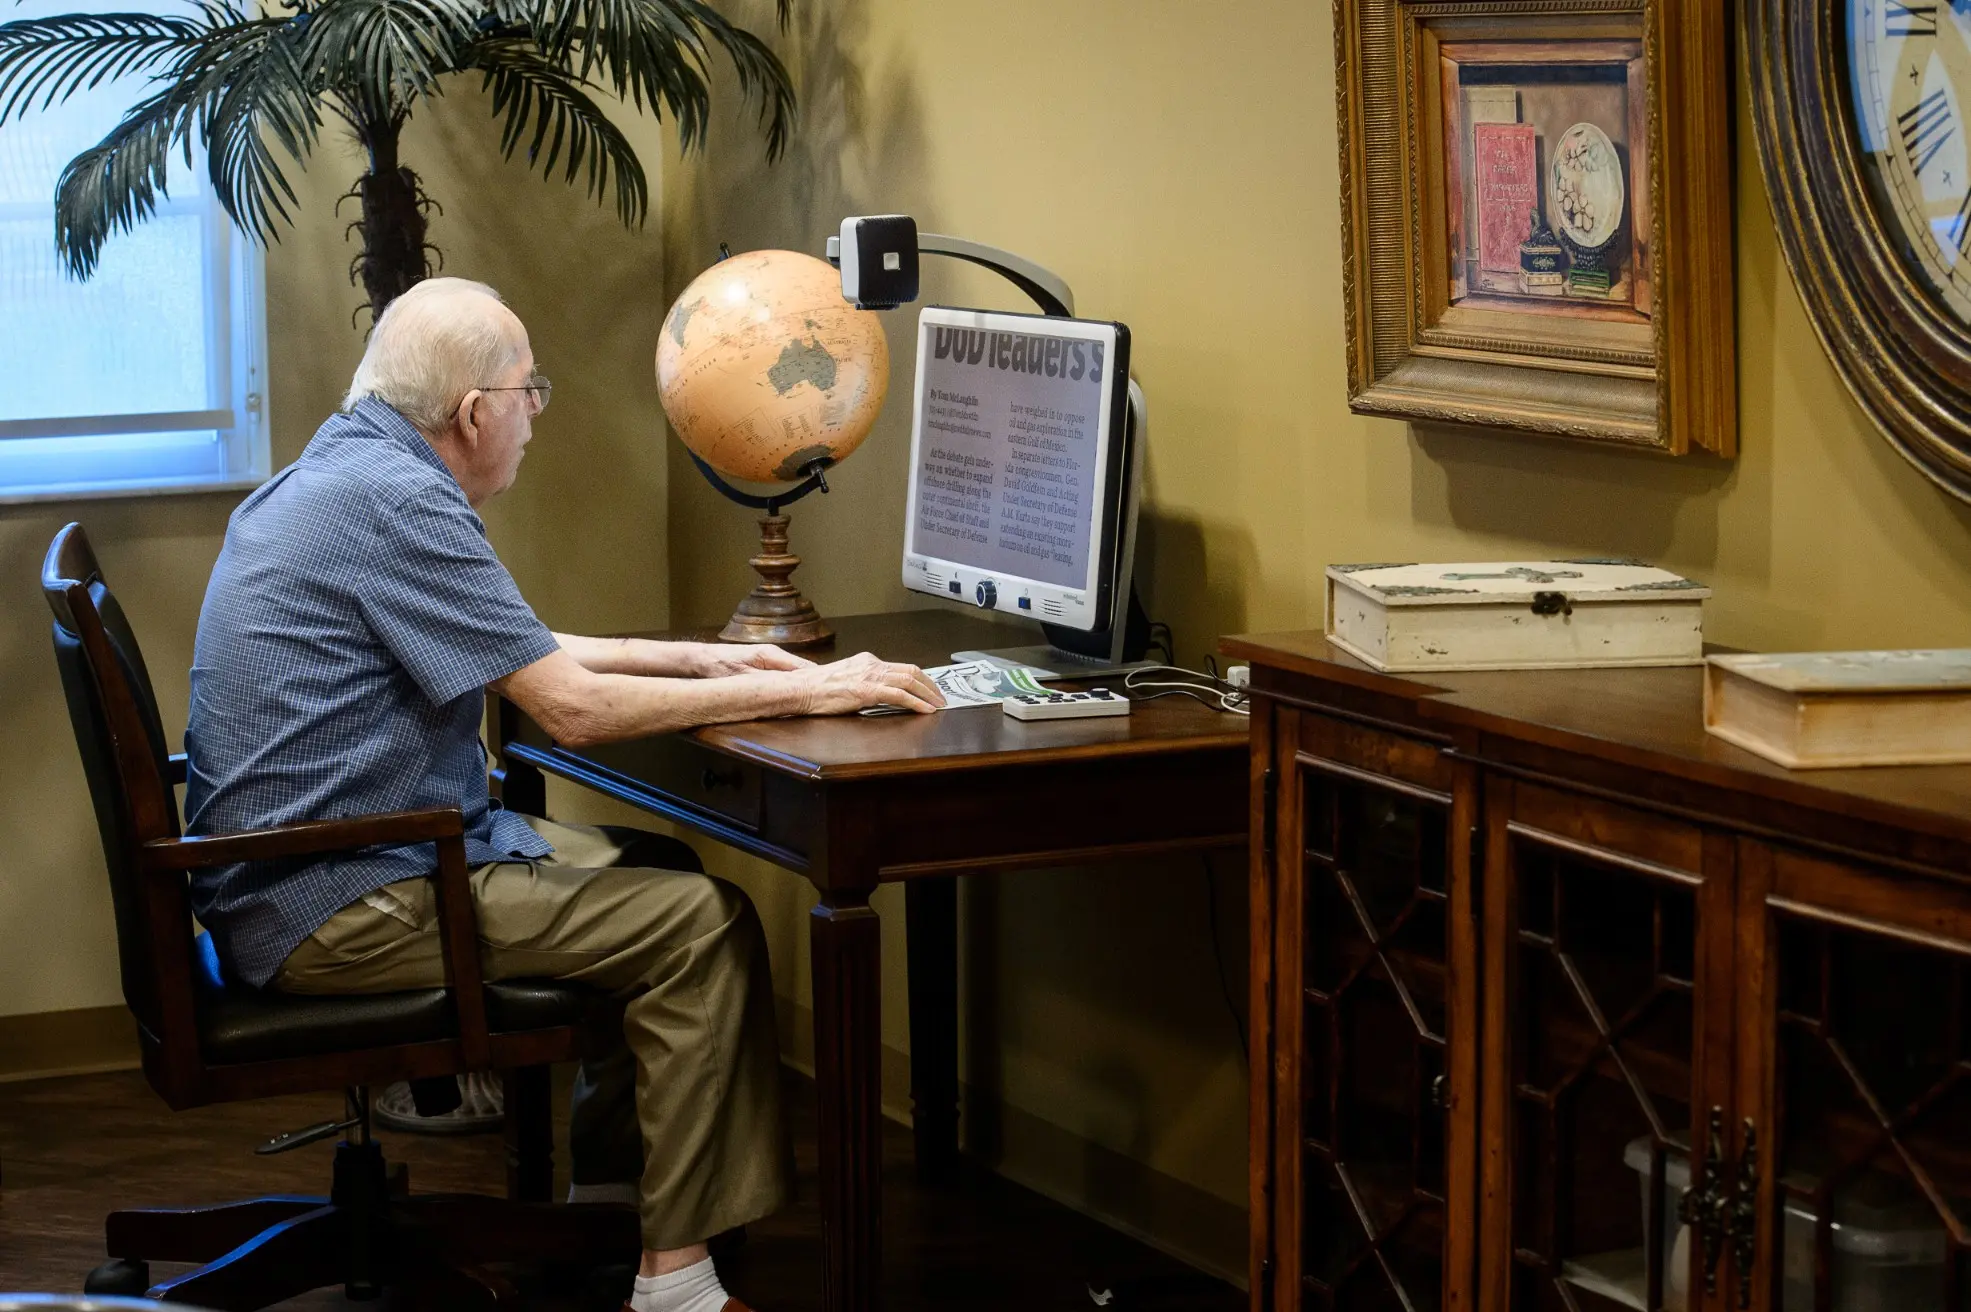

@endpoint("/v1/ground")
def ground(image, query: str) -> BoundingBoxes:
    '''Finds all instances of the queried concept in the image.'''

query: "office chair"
[42,522,639,1309]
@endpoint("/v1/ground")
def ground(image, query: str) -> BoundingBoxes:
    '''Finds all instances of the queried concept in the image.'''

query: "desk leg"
[811,888,882,1312]
[905,877,959,1184]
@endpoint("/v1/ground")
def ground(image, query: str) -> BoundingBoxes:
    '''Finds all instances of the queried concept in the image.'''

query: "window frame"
[0,121,272,505]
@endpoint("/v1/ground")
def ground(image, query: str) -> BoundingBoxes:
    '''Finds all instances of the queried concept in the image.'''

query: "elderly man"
[184,277,942,1312]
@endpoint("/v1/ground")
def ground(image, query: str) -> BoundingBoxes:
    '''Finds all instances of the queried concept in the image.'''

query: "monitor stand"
[950,588,1153,683]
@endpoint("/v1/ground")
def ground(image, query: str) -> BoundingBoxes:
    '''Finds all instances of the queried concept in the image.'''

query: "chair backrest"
[42,523,185,1037]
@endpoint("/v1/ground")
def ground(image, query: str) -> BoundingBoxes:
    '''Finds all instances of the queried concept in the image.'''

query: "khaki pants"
[275,818,791,1249]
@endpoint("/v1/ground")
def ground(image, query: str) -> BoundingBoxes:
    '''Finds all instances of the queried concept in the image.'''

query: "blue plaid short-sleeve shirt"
[184,398,560,987]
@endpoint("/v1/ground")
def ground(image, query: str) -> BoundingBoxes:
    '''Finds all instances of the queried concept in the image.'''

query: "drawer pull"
[700,766,743,791]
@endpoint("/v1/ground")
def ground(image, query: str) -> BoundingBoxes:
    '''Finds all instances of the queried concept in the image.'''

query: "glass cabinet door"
[1742,842,1971,1312]
[1296,760,1453,1312]
[1493,786,1733,1312]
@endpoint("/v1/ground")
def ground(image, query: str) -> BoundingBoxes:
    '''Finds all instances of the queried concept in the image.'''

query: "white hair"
[342,278,522,433]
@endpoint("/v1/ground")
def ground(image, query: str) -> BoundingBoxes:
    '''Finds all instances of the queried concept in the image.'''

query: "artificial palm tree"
[0,0,795,320]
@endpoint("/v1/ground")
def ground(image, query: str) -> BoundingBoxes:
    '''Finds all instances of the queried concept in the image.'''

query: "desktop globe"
[657,248,890,646]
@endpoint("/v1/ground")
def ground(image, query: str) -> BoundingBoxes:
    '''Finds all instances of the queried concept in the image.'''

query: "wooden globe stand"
[721,512,832,647]
[687,450,837,649]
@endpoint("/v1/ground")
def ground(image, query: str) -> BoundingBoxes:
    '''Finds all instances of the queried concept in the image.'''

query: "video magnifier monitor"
[902,307,1132,632]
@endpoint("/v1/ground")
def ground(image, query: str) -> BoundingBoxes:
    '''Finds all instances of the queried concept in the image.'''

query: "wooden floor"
[0,1067,1240,1311]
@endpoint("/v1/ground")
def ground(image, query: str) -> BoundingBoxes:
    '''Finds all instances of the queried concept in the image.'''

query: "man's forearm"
[553,632,704,677]
[543,668,810,746]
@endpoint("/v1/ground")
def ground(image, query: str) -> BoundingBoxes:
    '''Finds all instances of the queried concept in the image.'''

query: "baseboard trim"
[774,998,1247,1288]
[0,1004,140,1085]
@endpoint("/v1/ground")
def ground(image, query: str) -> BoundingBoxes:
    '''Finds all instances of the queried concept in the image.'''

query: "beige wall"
[657,0,1971,1275]
[0,90,675,1021]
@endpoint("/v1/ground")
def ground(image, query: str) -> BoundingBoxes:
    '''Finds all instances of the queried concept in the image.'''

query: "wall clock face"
[1748,0,1971,501]
[1849,0,1971,324]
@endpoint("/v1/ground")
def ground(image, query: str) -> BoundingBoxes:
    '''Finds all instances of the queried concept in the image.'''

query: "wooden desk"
[490,610,1250,1312]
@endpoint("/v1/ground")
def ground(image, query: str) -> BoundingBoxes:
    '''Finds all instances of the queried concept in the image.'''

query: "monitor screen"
[902,307,1131,631]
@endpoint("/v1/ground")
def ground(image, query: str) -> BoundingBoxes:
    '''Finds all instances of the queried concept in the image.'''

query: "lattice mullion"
[1332,1162,1429,1312]
[1549,855,1569,954]
[1368,1245,1424,1312]
[1332,862,1442,1042]
[1951,953,1967,1066]
[1329,976,1347,1171]
[1553,950,1615,1039]
[1333,862,1427,951]
[1379,947,1434,1041]
[1325,866,1433,1020]
[1543,1087,1571,1275]
[1813,1044,1971,1247]
[1805,1041,1937,1228]
[1328,1164,1391,1288]
[1602,1043,1673,1144]
[1652,886,1665,978]
[1535,977,1682,1139]
[1818,923,1834,1030]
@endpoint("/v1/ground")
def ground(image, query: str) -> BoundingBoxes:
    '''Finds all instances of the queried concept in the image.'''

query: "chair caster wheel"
[84,1257,151,1295]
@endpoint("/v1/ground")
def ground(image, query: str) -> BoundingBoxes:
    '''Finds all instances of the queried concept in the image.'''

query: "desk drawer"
[581,735,765,832]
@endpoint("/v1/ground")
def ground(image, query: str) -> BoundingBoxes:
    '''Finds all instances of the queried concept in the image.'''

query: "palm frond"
[468,35,647,225]
[200,22,321,241]
[50,12,320,273]
[53,85,188,277]
[0,12,203,123]
[523,0,794,159]
[300,0,482,118]
[674,0,792,158]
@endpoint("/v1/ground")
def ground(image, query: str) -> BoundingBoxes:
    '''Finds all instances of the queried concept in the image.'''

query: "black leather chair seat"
[195,976,613,1066]
[191,936,613,1066]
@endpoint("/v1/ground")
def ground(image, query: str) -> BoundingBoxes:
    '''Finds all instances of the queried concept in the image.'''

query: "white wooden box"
[1325,560,1710,673]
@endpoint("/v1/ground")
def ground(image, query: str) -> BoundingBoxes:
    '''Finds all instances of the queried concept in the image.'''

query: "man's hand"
[792,652,945,715]
[687,641,815,678]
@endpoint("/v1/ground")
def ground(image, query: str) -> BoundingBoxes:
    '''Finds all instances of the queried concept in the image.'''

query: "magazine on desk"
[859,659,1052,715]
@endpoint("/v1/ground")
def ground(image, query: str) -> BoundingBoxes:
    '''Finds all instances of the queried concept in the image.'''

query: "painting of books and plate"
[1441,41,1648,325]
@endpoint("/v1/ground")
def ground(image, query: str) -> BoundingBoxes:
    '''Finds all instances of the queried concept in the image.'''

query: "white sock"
[628,1256,729,1312]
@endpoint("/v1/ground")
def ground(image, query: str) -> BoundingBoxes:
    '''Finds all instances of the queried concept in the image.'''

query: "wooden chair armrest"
[167,752,188,786]
[143,805,495,1068]
[428,824,492,1067]
[142,807,464,871]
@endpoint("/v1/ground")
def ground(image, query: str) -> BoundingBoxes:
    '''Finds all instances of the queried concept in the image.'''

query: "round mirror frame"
[1744,0,1971,500]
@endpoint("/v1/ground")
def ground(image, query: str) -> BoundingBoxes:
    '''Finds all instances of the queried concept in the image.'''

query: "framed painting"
[1334,0,1735,455]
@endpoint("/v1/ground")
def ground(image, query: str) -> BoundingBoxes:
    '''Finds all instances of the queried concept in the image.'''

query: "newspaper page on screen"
[908,315,1117,591]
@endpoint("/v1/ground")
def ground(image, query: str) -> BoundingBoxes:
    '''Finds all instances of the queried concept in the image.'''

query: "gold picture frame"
[1334,0,1735,455]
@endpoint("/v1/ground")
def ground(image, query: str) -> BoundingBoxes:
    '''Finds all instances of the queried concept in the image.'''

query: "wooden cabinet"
[1229,634,1971,1312]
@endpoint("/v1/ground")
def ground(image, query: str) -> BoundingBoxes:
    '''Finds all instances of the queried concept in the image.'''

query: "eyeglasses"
[473,374,552,414]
